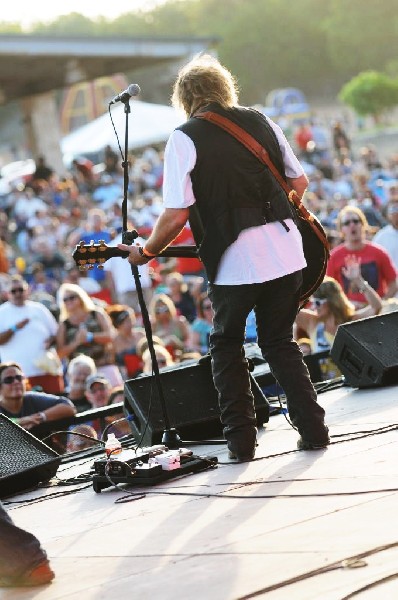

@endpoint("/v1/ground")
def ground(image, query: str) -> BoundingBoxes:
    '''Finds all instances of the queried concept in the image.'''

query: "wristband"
[86,332,94,343]
[10,325,18,333]
[358,280,369,293]
[138,246,155,259]
[141,246,157,258]
[38,412,47,423]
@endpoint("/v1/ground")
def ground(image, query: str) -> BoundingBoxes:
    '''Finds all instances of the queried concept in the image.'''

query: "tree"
[324,1,398,79]
[339,71,398,122]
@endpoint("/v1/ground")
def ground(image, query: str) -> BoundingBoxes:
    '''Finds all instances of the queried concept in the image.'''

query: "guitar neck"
[115,245,199,259]
[72,243,200,270]
[153,245,198,259]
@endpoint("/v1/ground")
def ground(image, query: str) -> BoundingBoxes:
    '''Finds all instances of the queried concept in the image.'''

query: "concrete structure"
[0,34,218,173]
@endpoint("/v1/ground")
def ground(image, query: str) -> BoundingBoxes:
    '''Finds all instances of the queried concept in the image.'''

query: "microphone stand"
[117,96,181,450]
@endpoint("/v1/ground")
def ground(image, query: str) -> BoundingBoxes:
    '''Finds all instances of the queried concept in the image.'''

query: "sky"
[0,0,169,28]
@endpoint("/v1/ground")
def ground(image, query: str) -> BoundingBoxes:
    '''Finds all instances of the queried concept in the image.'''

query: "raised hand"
[342,254,362,282]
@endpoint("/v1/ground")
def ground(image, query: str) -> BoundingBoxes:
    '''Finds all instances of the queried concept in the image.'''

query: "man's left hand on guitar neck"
[118,207,190,267]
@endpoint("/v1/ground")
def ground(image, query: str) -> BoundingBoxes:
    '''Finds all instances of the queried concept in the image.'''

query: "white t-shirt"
[0,300,58,376]
[104,232,152,293]
[162,116,306,284]
[373,225,398,271]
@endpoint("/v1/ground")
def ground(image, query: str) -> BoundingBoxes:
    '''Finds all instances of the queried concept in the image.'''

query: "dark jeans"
[208,270,328,456]
[0,501,48,577]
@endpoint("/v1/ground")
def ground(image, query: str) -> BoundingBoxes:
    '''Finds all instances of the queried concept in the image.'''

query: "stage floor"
[2,382,398,600]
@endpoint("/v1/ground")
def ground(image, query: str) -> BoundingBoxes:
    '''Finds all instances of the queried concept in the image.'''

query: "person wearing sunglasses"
[56,283,123,388]
[327,206,397,305]
[0,362,75,431]
[0,275,63,394]
[295,257,382,379]
[148,294,193,358]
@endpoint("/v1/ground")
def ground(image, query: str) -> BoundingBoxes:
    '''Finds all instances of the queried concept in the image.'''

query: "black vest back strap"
[195,111,329,252]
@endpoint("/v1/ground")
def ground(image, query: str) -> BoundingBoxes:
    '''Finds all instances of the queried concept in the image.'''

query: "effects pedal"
[92,447,218,493]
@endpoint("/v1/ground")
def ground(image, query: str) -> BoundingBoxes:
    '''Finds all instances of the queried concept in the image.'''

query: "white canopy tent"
[61,100,186,161]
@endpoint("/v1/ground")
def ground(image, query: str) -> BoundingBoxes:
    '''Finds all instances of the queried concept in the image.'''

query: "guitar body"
[296,211,329,307]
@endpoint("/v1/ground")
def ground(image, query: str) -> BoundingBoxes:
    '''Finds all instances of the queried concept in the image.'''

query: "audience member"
[29,236,66,282]
[64,354,96,412]
[332,122,351,159]
[84,374,112,436]
[56,283,123,387]
[0,362,75,430]
[85,374,112,409]
[295,263,382,378]
[27,262,59,297]
[297,337,312,356]
[326,206,397,304]
[106,305,145,378]
[63,263,101,294]
[76,208,113,290]
[294,122,313,159]
[165,271,197,323]
[105,386,130,438]
[103,229,153,312]
[191,293,214,354]
[0,275,63,394]
[66,423,99,452]
[91,173,123,210]
[171,225,207,280]
[141,344,175,374]
[148,293,193,358]
[30,156,54,184]
[373,202,398,271]
[0,238,9,274]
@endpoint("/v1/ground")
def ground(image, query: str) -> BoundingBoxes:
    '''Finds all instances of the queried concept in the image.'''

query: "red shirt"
[173,226,203,275]
[326,242,397,302]
[294,126,313,151]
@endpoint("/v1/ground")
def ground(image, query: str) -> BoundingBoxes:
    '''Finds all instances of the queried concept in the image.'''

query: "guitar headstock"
[73,240,128,270]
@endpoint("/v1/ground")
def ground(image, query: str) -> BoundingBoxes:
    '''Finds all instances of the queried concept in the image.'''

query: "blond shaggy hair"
[171,53,239,117]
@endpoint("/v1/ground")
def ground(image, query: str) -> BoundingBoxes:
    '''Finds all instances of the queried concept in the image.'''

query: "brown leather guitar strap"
[195,110,329,252]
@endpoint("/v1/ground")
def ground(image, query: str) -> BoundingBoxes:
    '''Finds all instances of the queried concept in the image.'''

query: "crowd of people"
[1,105,398,452]
[2,52,398,591]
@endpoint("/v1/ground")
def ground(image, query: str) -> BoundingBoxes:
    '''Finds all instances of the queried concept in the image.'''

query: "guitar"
[72,240,199,270]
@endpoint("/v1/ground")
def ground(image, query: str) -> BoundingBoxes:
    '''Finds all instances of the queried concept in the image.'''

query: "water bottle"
[105,433,122,457]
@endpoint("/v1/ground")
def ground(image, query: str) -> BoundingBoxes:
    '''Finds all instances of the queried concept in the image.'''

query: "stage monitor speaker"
[124,358,270,446]
[0,415,61,499]
[331,312,398,388]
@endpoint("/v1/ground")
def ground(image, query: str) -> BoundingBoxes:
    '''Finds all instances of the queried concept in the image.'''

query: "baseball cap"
[85,374,110,391]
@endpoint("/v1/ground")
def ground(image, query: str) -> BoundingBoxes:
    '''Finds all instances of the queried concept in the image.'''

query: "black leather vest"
[177,103,296,282]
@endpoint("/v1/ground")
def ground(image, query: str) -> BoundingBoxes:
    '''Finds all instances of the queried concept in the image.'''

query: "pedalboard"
[92,446,218,493]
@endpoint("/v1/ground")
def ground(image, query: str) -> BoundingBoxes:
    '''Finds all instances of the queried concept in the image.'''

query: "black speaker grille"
[0,416,61,498]
[344,316,398,368]
[331,312,398,387]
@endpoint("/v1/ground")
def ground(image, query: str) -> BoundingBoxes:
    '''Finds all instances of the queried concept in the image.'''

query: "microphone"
[109,83,141,105]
